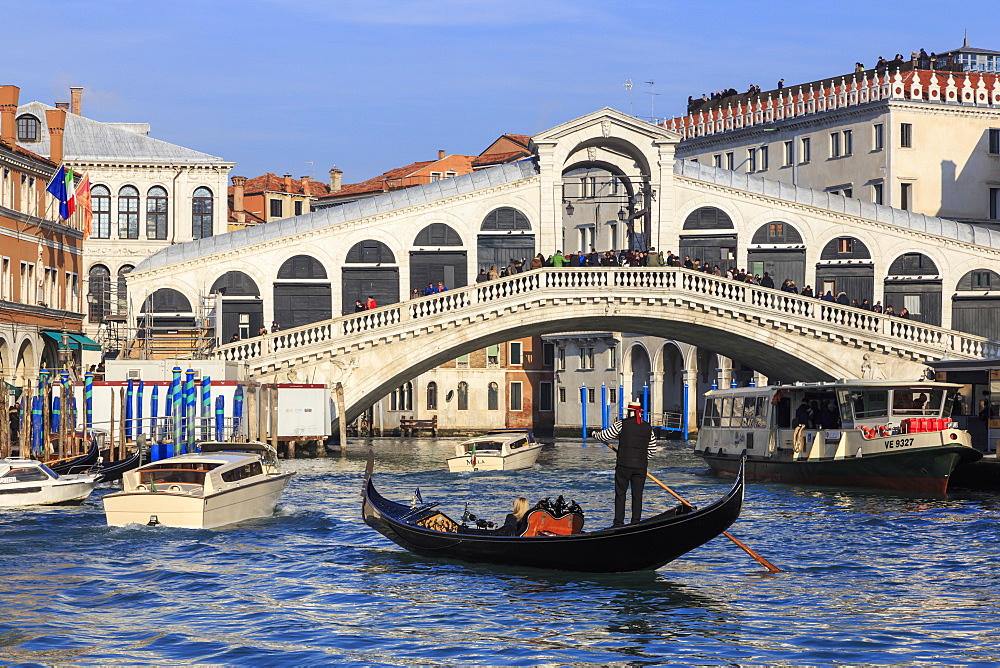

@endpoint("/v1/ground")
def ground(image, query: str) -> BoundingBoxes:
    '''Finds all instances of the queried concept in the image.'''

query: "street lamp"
[564,201,575,216]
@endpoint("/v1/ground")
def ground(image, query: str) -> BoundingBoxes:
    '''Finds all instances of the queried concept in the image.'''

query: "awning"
[41,331,102,351]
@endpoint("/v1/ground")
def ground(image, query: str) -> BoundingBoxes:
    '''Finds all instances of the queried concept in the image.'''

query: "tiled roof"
[15,101,229,164]
[505,134,531,148]
[0,138,56,166]
[136,159,540,272]
[238,173,331,197]
[473,150,530,167]
[316,160,435,201]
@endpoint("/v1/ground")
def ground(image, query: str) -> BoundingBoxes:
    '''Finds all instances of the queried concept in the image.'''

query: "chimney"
[45,108,67,164]
[283,173,292,193]
[55,102,70,112]
[231,176,247,213]
[329,168,342,192]
[70,87,83,115]
[300,175,310,195]
[0,85,19,146]
[438,149,445,160]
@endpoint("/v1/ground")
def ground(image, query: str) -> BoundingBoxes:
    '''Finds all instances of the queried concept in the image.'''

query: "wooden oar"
[601,442,781,573]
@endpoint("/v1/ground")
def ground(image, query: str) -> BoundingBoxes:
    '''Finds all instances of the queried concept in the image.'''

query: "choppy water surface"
[2,439,999,665]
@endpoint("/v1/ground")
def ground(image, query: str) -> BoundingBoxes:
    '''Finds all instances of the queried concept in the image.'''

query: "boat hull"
[363,454,745,573]
[447,445,542,472]
[0,477,97,507]
[103,473,293,529]
[702,445,976,494]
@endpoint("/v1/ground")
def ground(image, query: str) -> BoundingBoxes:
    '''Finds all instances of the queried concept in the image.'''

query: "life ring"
[859,426,876,439]
[876,425,889,437]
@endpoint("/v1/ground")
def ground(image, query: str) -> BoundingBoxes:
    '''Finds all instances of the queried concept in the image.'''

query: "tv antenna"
[645,80,660,123]
[305,161,314,178]
[624,79,633,116]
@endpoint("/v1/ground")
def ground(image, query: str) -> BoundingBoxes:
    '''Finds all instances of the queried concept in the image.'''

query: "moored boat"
[446,429,542,472]
[363,451,745,573]
[103,441,293,529]
[0,458,98,507]
[695,380,983,493]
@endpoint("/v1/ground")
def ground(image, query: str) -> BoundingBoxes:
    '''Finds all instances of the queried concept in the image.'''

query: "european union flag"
[45,165,76,220]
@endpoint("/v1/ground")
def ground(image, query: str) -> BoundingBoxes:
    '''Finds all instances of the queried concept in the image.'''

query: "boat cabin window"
[140,461,221,486]
[891,388,944,417]
[0,466,53,483]
[221,461,263,483]
[845,389,889,420]
[508,438,528,450]
[702,394,769,428]
[465,440,503,453]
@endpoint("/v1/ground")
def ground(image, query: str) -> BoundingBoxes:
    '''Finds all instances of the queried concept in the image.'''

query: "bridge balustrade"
[213,267,1000,365]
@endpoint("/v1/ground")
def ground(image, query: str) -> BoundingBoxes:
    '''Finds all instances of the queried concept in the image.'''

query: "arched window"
[414,223,463,246]
[426,382,438,410]
[457,381,469,410]
[751,221,803,245]
[682,206,735,230]
[277,255,327,279]
[140,288,192,314]
[346,240,395,264]
[481,207,531,231]
[488,382,499,410]
[404,381,413,411]
[117,265,133,315]
[16,115,40,142]
[87,265,111,322]
[192,186,213,239]
[211,271,260,296]
[91,185,111,239]
[146,186,168,240]
[118,185,139,239]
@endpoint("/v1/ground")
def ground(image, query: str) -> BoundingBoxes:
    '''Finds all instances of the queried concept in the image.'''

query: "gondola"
[93,447,144,484]
[361,452,745,573]
[46,437,100,475]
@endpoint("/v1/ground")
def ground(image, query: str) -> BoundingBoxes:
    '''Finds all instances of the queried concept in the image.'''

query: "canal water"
[2,438,999,665]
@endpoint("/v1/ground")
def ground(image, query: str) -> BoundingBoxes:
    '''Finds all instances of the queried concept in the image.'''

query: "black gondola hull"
[361,458,745,573]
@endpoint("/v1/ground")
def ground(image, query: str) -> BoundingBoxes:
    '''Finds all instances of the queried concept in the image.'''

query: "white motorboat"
[0,458,98,507]
[103,442,294,529]
[447,429,542,472]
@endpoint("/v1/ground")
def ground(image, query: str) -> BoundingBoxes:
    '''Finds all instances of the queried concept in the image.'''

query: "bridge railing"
[213,267,1000,364]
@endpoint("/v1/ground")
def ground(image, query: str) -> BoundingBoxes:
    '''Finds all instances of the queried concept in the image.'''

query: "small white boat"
[103,442,294,529]
[0,458,98,507]
[447,429,542,472]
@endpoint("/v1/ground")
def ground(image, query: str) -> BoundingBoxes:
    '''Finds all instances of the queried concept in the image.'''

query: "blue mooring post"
[642,384,650,423]
[712,380,718,390]
[580,385,588,441]
[618,384,624,420]
[749,378,756,387]
[601,384,609,430]
[682,382,690,440]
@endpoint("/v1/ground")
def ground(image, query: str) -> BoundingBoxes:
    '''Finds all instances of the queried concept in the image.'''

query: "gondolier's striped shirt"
[592,421,657,459]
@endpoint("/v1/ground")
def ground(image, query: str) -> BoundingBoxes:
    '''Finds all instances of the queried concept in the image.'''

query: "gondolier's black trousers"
[614,466,646,526]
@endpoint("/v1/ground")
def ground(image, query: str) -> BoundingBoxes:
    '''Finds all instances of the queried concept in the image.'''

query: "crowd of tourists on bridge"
[469,248,912,320]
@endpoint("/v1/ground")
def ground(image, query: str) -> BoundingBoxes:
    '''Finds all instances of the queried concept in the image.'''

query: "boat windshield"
[0,465,54,483]
[140,462,221,486]
[891,388,945,417]
[465,440,503,453]
[845,389,890,420]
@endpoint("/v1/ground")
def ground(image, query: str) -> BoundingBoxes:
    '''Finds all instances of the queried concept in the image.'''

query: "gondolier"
[592,400,656,526]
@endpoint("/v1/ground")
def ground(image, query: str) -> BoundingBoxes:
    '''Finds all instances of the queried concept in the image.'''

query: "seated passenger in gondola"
[501,496,530,536]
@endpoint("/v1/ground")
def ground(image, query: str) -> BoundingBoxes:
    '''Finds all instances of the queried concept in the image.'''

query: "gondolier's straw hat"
[627,400,642,411]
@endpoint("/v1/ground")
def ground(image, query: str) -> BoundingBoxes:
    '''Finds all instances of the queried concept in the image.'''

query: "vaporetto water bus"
[695,380,982,493]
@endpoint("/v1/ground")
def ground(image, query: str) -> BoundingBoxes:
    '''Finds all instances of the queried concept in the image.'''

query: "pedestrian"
[365,295,377,310]
[884,305,895,316]
[529,253,544,270]
[270,321,281,333]
[801,285,814,298]
[836,291,850,306]
[355,300,366,312]
[591,400,657,527]
[550,250,568,267]
[411,288,421,299]
[436,281,447,293]
[872,301,883,313]
[229,333,241,343]
[898,307,910,319]
[760,272,774,289]
[257,326,267,336]
[860,299,870,310]
[476,269,488,283]
[487,265,500,280]
[424,282,436,296]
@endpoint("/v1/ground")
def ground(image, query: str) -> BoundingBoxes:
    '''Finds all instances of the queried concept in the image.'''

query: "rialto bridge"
[126,108,1000,421]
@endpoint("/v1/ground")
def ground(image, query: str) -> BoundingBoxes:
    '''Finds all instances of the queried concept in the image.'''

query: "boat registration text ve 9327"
[883,438,915,450]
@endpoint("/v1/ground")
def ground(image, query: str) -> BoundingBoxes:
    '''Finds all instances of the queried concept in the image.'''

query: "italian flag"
[44,165,77,220]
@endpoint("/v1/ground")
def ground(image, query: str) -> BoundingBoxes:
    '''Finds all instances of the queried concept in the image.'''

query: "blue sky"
[3,0,991,185]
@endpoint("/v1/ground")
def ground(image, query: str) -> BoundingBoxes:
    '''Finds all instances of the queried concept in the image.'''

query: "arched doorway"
[211,270,263,341]
[273,255,331,330]
[117,264,134,316]
[660,343,685,414]
[477,208,534,272]
[342,240,399,314]
[883,252,942,324]
[410,224,466,293]
[628,344,652,406]
[680,207,737,273]
[952,269,1000,339]
[139,288,195,332]
[815,236,875,303]
[747,221,805,286]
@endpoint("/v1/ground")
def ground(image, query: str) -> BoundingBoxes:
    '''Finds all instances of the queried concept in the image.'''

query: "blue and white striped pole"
[125,378,134,441]
[136,380,145,437]
[580,385,588,440]
[171,366,182,456]
[184,370,196,452]
[200,376,211,444]
[601,383,609,430]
